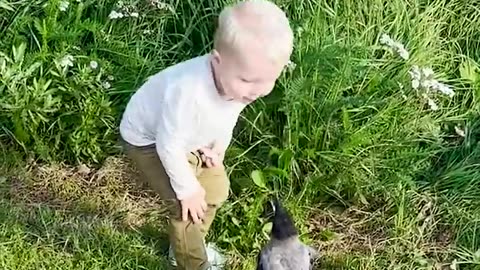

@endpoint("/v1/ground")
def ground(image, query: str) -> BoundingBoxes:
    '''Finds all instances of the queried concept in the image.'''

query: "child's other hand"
[180,186,207,224]
[198,141,224,168]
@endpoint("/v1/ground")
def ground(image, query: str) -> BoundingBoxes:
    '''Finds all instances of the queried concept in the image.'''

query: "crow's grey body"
[256,199,317,270]
[257,238,313,270]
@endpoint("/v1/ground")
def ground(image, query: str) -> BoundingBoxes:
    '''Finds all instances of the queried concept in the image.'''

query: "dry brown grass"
[7,156,167,230]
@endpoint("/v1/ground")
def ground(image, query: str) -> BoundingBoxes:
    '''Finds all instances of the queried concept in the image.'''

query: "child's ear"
[211,49,222,65]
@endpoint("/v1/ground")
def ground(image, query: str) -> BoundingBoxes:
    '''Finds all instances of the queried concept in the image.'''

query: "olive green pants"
[121,138,230,270]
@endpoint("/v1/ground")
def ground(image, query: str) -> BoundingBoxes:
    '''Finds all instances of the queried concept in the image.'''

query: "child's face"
[211,43,288,104]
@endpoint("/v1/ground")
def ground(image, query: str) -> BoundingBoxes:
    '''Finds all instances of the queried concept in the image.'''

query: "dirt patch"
[6,156,166,229]
[307,206,389,256]
[304,196,456,269]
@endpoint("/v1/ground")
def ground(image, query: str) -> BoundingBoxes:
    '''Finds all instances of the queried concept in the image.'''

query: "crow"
[256,199,318,270]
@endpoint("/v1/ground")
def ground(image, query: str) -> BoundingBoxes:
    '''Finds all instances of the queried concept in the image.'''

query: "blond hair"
[214,0,293,64]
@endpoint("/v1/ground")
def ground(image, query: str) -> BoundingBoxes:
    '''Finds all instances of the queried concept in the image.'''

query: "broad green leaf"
[12,43,26,64]
[459,57,480,83]
[251,170,267,189]
[262,222,272,238]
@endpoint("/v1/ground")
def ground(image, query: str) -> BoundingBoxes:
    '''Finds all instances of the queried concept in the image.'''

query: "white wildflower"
[285,60,296,72]
[89,60,98,69]
[380,33,394,47]
[102,81,111,89]
[421,79,436,90]
[408,65,455,97]
[107,75,114,81]
[130,12,139,17]
[434,82,454,97]
[412,79,420,89]
[59,0,69,11]
[427,98,438,111]
[150,0,175,12]
[59,54,74,68]
[109,10,124,19]
[454,126,465,137]
[409,65,421,81]
[396,45,410,60]
[422,67,434,78]
[380,33,410,60]
[143,29,152,35]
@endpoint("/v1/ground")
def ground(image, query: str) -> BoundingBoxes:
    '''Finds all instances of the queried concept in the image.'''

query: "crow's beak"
[263,199,276,220]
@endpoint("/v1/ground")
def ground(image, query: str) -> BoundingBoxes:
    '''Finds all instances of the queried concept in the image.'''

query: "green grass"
[1,0,480,269]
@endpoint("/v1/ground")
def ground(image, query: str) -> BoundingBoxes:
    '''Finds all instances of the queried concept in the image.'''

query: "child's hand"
[180,186,207,224]
[198,147,222,168]
[198,140,224,168]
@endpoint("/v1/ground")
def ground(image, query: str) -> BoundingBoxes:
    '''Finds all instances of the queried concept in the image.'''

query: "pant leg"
[121,138,226,270]
[121,140,177,200]
[168,153,230,270]
[196,163,230,238]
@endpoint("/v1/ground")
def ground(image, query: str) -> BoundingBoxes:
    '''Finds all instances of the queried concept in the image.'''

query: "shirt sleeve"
[216,129,233,156]
[155,85,201,201]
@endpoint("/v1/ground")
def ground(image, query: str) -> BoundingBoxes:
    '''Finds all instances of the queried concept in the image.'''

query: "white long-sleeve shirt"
[119,54,246,200]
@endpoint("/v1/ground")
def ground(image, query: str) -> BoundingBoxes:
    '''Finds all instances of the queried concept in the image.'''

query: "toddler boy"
[119,0,293,269]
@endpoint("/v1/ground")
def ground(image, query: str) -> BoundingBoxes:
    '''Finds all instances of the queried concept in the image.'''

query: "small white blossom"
[455,126,465,137]
[285,60,296,72]
[412,79,420,89]
[89,60,98,69]
[107,75,114,81]
[149,0,175,12]
[380,34,394,46]
[380,33,410,60]
[59,54,74,68]
[109,10,124,19]
[408,65,455,97]
[59,0,69,11]
[102,81,111,89]
[397,48,409,60]
[434,82,454,97]
[130,12,139,17]
[427,98,438,111]
[422,67,434,78]
[143,29,152,35]
[409,65,421,81]
[421,79,435,90]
